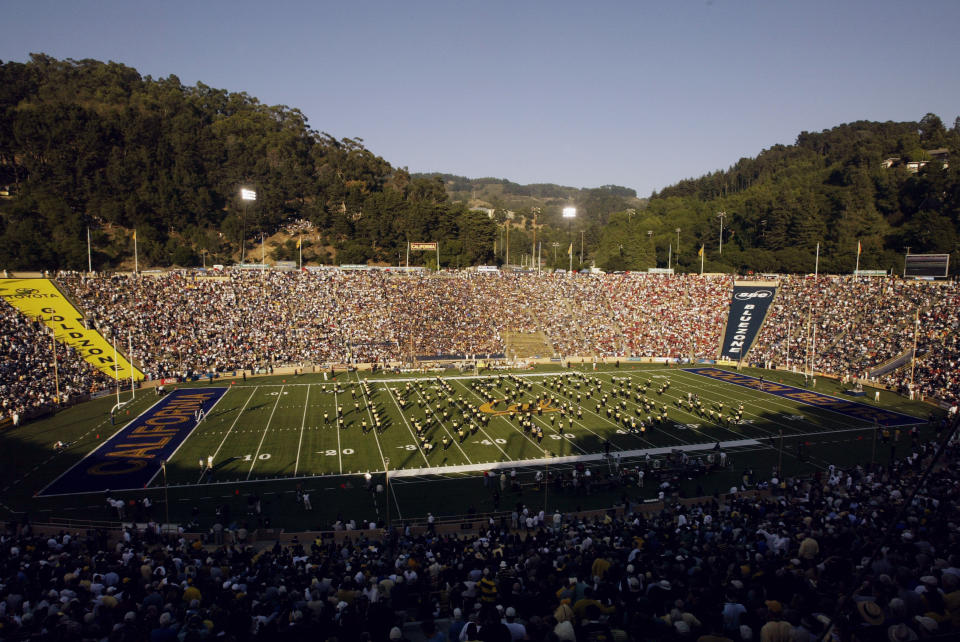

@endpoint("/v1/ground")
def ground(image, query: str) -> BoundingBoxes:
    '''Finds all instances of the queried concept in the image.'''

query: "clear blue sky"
[3,0,959,196]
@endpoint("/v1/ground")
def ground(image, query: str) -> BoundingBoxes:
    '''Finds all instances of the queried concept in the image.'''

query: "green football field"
[160,367,927,484]
[0,364,940,530]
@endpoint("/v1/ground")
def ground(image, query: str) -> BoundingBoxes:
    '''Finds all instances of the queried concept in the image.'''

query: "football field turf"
[151,366,926,485]
[2,364,937,528]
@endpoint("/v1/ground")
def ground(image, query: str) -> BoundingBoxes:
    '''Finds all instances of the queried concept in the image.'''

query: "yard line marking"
[293,384,311,476]
[454,379,571,456]
[522,376,655,450]
[248,385,284,480]
[385,386,430,466]
[206,387,258,482]
[409,385,474,464]
[356,372,388,473]
[595,372,727,444]
[334,388,343,474]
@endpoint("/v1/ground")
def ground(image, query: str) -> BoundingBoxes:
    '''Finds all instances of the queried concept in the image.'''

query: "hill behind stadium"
[0,56,957,274]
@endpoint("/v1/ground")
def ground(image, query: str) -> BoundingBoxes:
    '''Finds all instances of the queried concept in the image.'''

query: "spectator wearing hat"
[501,606,526,641]
[554,603,576,641]
[448,607,467,641]
[886,622,918,642]
[854,600,886,641]
[760,609,792,642]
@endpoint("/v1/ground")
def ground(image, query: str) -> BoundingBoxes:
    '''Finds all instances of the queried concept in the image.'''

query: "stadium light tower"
[563,207,576,272]
[240,188,256,265]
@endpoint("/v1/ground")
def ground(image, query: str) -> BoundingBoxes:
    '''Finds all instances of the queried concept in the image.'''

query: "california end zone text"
[39,388,227,496]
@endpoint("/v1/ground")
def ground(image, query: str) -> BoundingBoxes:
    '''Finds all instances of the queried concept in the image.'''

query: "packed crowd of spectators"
[2,271,958,423]
[0,305,114,423]
[752,276,960,402]
[1,425,958,640]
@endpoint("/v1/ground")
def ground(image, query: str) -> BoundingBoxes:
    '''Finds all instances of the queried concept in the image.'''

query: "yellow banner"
[0,279,144,381]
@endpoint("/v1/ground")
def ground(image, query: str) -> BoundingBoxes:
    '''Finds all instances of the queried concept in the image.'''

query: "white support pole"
[114,333,121,408]
[129,331,136,400]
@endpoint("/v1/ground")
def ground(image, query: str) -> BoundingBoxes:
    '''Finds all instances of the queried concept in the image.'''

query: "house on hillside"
[884,148,950,173]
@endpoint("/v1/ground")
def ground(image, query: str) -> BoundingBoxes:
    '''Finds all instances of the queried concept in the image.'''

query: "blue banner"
[720,283,778,360]
[687,368,922,427]
[39,388,227,496]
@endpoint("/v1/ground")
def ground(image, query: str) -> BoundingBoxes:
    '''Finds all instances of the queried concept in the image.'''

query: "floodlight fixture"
[241,188,257,201]
[562,207,577,218]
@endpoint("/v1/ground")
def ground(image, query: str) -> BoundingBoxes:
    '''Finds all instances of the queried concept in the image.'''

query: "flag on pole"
[132,230,136,241]
[568,243,573,256]
[296,236,302,249]
[698,245,704,257]
[857,240,861,256]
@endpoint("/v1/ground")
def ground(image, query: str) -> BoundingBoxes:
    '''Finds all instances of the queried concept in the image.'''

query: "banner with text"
[0,278,144,381]
[410,242,438,251]
[719,281,778,361]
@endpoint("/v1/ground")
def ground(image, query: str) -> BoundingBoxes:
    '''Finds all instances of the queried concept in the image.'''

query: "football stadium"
[2,11,960,638]
[1,270,958,639]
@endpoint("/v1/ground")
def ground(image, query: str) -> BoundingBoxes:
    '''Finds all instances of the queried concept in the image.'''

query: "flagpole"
[128,331,135,400]
[811,322,818,380]
[114,332,121,409]
[406,242,409,269]
[538,241,542,276]
[814,242,819,278]
[87,227,92,274]
[786,319,792,370]
[133,231,138,274]
[298,235,302,270]
[910,309,920,392]
[568,243,572,273]
[854,240,861,275]
[51,324,60,405]
[700,246,704,275]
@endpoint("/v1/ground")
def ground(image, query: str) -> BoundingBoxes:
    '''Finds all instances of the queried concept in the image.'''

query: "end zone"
[687,368,923,427]
[38,388,227,497]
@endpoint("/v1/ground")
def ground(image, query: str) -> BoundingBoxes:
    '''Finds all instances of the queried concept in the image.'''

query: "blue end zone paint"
[39,388,227,496]
[686,368,923,427]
